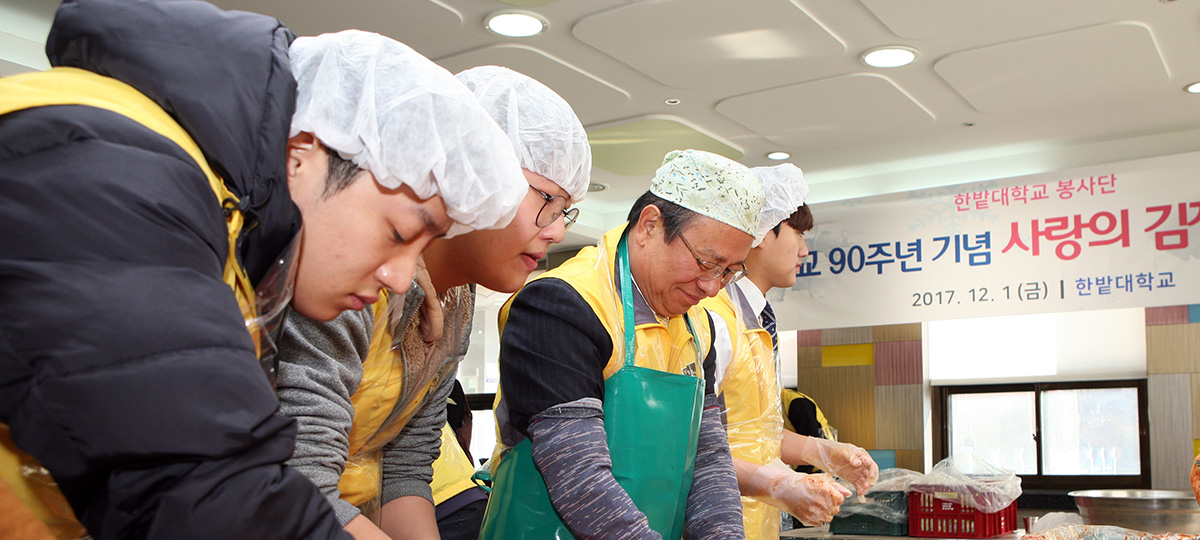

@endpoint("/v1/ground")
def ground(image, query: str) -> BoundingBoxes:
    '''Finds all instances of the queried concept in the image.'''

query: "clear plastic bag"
[909,453,1022,514]
[834,468,924,523]
[1024,524,1200,540]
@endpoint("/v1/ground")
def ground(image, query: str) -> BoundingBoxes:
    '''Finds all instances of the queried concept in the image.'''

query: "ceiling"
[4,0,1200,253]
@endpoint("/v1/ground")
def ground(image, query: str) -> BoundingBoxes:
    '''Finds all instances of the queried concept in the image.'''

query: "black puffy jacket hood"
[47,0,301,284]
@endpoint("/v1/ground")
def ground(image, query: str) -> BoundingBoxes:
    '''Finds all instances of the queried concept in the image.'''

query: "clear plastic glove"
[747,462,851,526]
[797,436,879,496]
[413,256,443,344]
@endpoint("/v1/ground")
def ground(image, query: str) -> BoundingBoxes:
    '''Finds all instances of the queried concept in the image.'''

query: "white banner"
[776,151,1200,330]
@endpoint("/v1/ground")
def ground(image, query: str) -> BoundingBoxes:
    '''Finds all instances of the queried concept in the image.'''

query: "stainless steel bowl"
[1069,489,1200,534]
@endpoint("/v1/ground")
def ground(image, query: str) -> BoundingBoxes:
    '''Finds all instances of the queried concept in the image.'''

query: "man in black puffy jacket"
[0,1,527,538]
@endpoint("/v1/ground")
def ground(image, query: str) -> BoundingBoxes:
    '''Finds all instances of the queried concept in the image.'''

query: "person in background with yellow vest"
[781,388,837,467]
[275,65,590,540]
[445,380,477,465]
[483,150,762,539]
[0,0,527,538]
[702,164,880,540]
[430,380,488,540]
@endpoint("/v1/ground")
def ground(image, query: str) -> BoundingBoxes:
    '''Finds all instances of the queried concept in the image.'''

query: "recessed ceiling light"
[862,46,918,68]
[766,151,790,160]
[485,12,546,37]
[587,182,608,192]
[1186,82,1200,94]
[665,98,681,105]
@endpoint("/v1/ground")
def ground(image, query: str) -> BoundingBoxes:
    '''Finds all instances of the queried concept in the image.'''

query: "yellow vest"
[491,224,711,465]
[339,289,404,506]
[339,284,472,507]
[0,67,257,539]
[430,424,479,506]
[781,389,834,441]
[700,285,784,540]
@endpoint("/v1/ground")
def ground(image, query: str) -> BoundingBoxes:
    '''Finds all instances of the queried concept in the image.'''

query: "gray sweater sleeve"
[276,307,374,526]
[379,369,454,505]
[683,393,745,540]
[529,398,661,540]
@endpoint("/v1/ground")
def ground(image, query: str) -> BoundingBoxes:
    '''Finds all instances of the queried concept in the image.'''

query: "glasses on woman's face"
[529,185,579,231]
[677,233,747,286]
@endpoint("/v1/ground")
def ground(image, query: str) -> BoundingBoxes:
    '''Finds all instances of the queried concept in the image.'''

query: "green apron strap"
[615,232,637,367]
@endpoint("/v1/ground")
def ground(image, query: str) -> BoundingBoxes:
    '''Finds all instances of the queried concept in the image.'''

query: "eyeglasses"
[677,233,747,285]
[529,185,579,231]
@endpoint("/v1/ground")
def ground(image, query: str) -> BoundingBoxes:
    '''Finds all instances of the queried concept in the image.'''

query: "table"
[781,524,1027,540]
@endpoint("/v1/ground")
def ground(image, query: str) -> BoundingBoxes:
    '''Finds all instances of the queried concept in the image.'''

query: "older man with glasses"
[479,149,764,540]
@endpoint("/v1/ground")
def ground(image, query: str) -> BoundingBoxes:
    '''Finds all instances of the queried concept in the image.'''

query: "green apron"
[478,232,706,539]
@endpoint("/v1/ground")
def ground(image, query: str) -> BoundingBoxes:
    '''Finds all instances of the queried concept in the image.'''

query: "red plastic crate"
[907,489,1017,538]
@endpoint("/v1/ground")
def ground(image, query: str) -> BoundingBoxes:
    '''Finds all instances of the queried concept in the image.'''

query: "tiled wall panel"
[1148,373,1192,490]
[895,449,925,473]
[875,341,921,385]
[1194,373,1200,439]
[1146,306,1189,326]
[797,346,822,369]
[1146,324,1200,374]
[873,323,921,342]
[875,384,923,450]
[796,365,876,450]
[821,326,873,346]
[798,329,822,347]
[822,344,874,367]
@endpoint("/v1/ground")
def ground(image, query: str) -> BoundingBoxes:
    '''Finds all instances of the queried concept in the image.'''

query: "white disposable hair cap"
[751,163,810,248]
[456,66,592,203]
[288,30,525,238]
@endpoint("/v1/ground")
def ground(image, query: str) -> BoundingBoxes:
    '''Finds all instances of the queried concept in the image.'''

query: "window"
[947,391,1037,474]
[937,380,1149,490]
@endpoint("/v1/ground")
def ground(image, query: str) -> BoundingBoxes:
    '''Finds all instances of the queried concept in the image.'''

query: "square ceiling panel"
[573,0,844,89]
[588,117,742,176]
[208,0,460,43]
[859,0,1104,40]
[934,23,1170,114]
[436,44,629,126]
[715,73,934,148]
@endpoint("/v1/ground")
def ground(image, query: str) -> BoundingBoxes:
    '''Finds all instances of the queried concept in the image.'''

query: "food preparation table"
[781,524,1027,539]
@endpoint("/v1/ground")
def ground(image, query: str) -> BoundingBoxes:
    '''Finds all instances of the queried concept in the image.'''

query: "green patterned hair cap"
[649,149,764,237]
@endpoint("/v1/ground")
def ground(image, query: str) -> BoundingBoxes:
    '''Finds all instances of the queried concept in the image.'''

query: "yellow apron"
[430,424,479,506]
[339,283,473,512]
[701,284,784,540]
[0,67,262,539]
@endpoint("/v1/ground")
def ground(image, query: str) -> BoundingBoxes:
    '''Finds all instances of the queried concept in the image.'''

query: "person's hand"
[797,437,879,496]
[748,465,850,526]
[413,256,442,344]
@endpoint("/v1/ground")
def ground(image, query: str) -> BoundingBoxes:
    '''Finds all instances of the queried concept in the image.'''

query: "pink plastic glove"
[747,465,851,526]
[797,436,879,496]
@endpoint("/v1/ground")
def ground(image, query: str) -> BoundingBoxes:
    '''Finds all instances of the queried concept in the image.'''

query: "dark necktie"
[761,302,778,357]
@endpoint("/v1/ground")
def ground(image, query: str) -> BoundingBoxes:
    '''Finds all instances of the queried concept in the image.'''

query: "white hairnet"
[455,66,592,202]
[288,30,526,238]
[751,163,810,247]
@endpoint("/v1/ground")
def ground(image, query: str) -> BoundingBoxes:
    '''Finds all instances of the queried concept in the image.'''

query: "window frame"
[466,392,497,411]
[935,379,1150,491]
